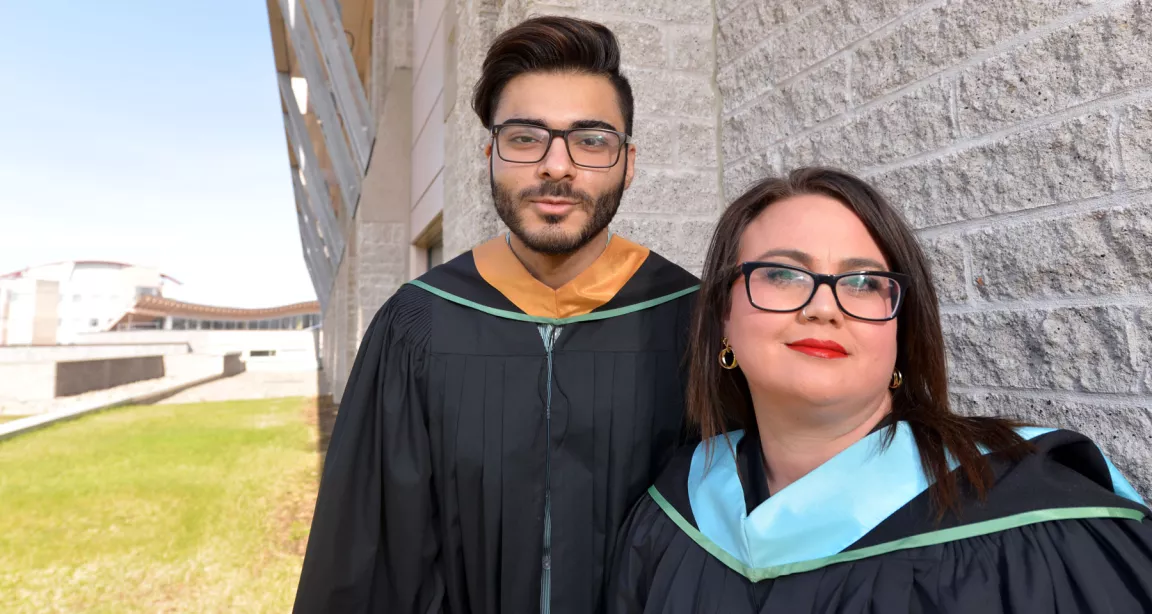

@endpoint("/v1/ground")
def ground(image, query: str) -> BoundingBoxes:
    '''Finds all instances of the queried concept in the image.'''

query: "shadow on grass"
[312,366,339,474]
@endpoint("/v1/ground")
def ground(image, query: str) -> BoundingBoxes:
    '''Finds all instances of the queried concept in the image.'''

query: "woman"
[607,167,1152,612]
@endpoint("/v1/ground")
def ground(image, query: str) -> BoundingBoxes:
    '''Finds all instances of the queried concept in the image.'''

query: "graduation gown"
[609,421,1152,613]
[294,234,699,614]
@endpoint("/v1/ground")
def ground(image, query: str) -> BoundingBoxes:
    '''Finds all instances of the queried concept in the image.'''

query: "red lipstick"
[786,338,848,359]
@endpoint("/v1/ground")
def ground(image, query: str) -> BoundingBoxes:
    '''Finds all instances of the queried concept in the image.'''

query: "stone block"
[627,68,716,119]
[968,201,1152,300]
[678,120,719,167]
[723,150,777,200]
[1121,102,1152,188]
[612,217,683,261]
[717,0,809,64]
[920,235,969,304]
[633,118,677,165]
[722,58,849,159]
[621,168,721,215]
[781,81,953,171]
[716,0,747,19]
[718,2,864,113]
[871,112,1114,228]
[1141,309,1152,392]
[669,26,715,72]
[586,0,712,23]
[854,0,1103,103]
[959,1,1152,135]
[612,217,715,272]
[943,305,1149,394]
[676,219,718,272]
[952,391,1152,497]
[603,19,666,68]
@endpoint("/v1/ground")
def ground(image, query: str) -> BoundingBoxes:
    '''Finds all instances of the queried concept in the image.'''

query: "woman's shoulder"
[1002,424,1146,506]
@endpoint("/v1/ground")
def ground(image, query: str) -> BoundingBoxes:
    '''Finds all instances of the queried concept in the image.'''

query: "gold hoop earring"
[890,369,903,389]
[719,337,739,370]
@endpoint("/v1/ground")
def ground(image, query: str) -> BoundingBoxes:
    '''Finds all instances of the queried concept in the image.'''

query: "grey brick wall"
[327,0,1152,494]
[442,0,724,270]
[718,0,1152,492]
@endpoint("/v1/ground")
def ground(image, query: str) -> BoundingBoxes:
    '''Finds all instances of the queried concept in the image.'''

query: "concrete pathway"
[0,368,320,442]
[159,370,318,404]
[0,372,226,441]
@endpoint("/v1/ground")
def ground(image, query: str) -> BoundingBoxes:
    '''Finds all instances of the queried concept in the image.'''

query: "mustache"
[517,182,592,203]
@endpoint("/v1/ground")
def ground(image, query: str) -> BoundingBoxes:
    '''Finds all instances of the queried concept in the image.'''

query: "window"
[250,350,277,357]
[427,242,444,270]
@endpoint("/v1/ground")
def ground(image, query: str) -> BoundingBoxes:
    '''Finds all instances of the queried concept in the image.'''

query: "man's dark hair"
[472,16,635,135]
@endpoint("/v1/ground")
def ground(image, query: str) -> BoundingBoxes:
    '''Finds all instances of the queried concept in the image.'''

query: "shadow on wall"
[55,356,166,397]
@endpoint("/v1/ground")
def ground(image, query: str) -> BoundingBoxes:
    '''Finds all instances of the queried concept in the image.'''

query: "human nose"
[537,135,575,181]
[799,282,842,324]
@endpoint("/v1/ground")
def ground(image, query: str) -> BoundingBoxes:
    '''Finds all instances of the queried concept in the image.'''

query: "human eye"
[502,127,545,146]
[572,130,613,150]
[759,266,809,286]
[841,274,885,294]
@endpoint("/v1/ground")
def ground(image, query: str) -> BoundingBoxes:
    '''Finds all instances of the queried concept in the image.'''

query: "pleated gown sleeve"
[293,286,441,613]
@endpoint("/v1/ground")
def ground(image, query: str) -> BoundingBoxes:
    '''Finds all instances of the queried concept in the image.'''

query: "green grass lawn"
[0,397,322,613]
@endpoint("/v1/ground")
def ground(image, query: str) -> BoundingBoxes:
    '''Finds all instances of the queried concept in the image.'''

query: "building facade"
[0,261,179,344]
[0,278,59,346]
[0,260,321,345]
[264,0,1152,490]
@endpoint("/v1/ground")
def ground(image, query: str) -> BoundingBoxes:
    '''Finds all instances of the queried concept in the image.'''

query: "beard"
[492,178,624,256]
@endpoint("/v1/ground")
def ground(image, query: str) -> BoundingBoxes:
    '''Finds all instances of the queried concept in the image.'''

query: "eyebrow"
[500,117,621,132]
[753,249,889,272]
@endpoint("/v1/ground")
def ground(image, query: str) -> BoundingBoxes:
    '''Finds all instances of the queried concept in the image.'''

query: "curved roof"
[0,260,183,285]
[128,295,320,320]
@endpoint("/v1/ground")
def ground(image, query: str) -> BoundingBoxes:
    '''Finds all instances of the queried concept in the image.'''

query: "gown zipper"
[538,324,561,614]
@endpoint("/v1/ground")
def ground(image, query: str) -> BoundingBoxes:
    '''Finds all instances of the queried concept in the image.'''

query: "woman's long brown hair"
[687,167,1029,517]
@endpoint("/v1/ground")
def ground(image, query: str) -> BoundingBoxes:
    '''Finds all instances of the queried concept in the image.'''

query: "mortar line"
[1110,109,1129,192]
[961,241,979,307]
[722,0,1127,126]
[716,1,828,66]
[914,189,1152,240]
[951,386,1152,406]
[853,86,1152,177]
[940,292,1152,315]
[532,4,714,28]
[710,0,728,207]
[720,0,948,117]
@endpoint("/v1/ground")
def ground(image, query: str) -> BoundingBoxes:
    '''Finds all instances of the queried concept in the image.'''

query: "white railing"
[279,73,346,262]
[303,0,375,174]
[291,166,336,312]
[278,0,362,217]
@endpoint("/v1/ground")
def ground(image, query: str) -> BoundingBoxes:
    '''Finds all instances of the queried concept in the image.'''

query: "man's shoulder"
[364,283,435,347]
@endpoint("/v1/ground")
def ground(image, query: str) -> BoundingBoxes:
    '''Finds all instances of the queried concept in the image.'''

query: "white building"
[0,261,180,344]
[0,278,59,346]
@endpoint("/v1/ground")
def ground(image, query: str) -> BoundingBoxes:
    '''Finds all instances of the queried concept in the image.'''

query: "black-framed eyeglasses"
[491,123,631,169]
[737,262,911,322]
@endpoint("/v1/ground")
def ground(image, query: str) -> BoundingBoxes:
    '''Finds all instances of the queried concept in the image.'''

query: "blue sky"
[0,1,316,308]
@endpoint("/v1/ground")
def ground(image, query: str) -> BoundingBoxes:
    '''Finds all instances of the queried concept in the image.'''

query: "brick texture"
[716,0,1152,489]
[309,0,1152,494]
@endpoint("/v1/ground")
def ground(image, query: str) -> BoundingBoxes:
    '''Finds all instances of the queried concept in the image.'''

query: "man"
[293,16,699,614]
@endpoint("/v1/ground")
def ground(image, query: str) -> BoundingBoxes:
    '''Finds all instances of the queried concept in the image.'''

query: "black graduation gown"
[293,234,699,614]
[609,422,1152,613]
